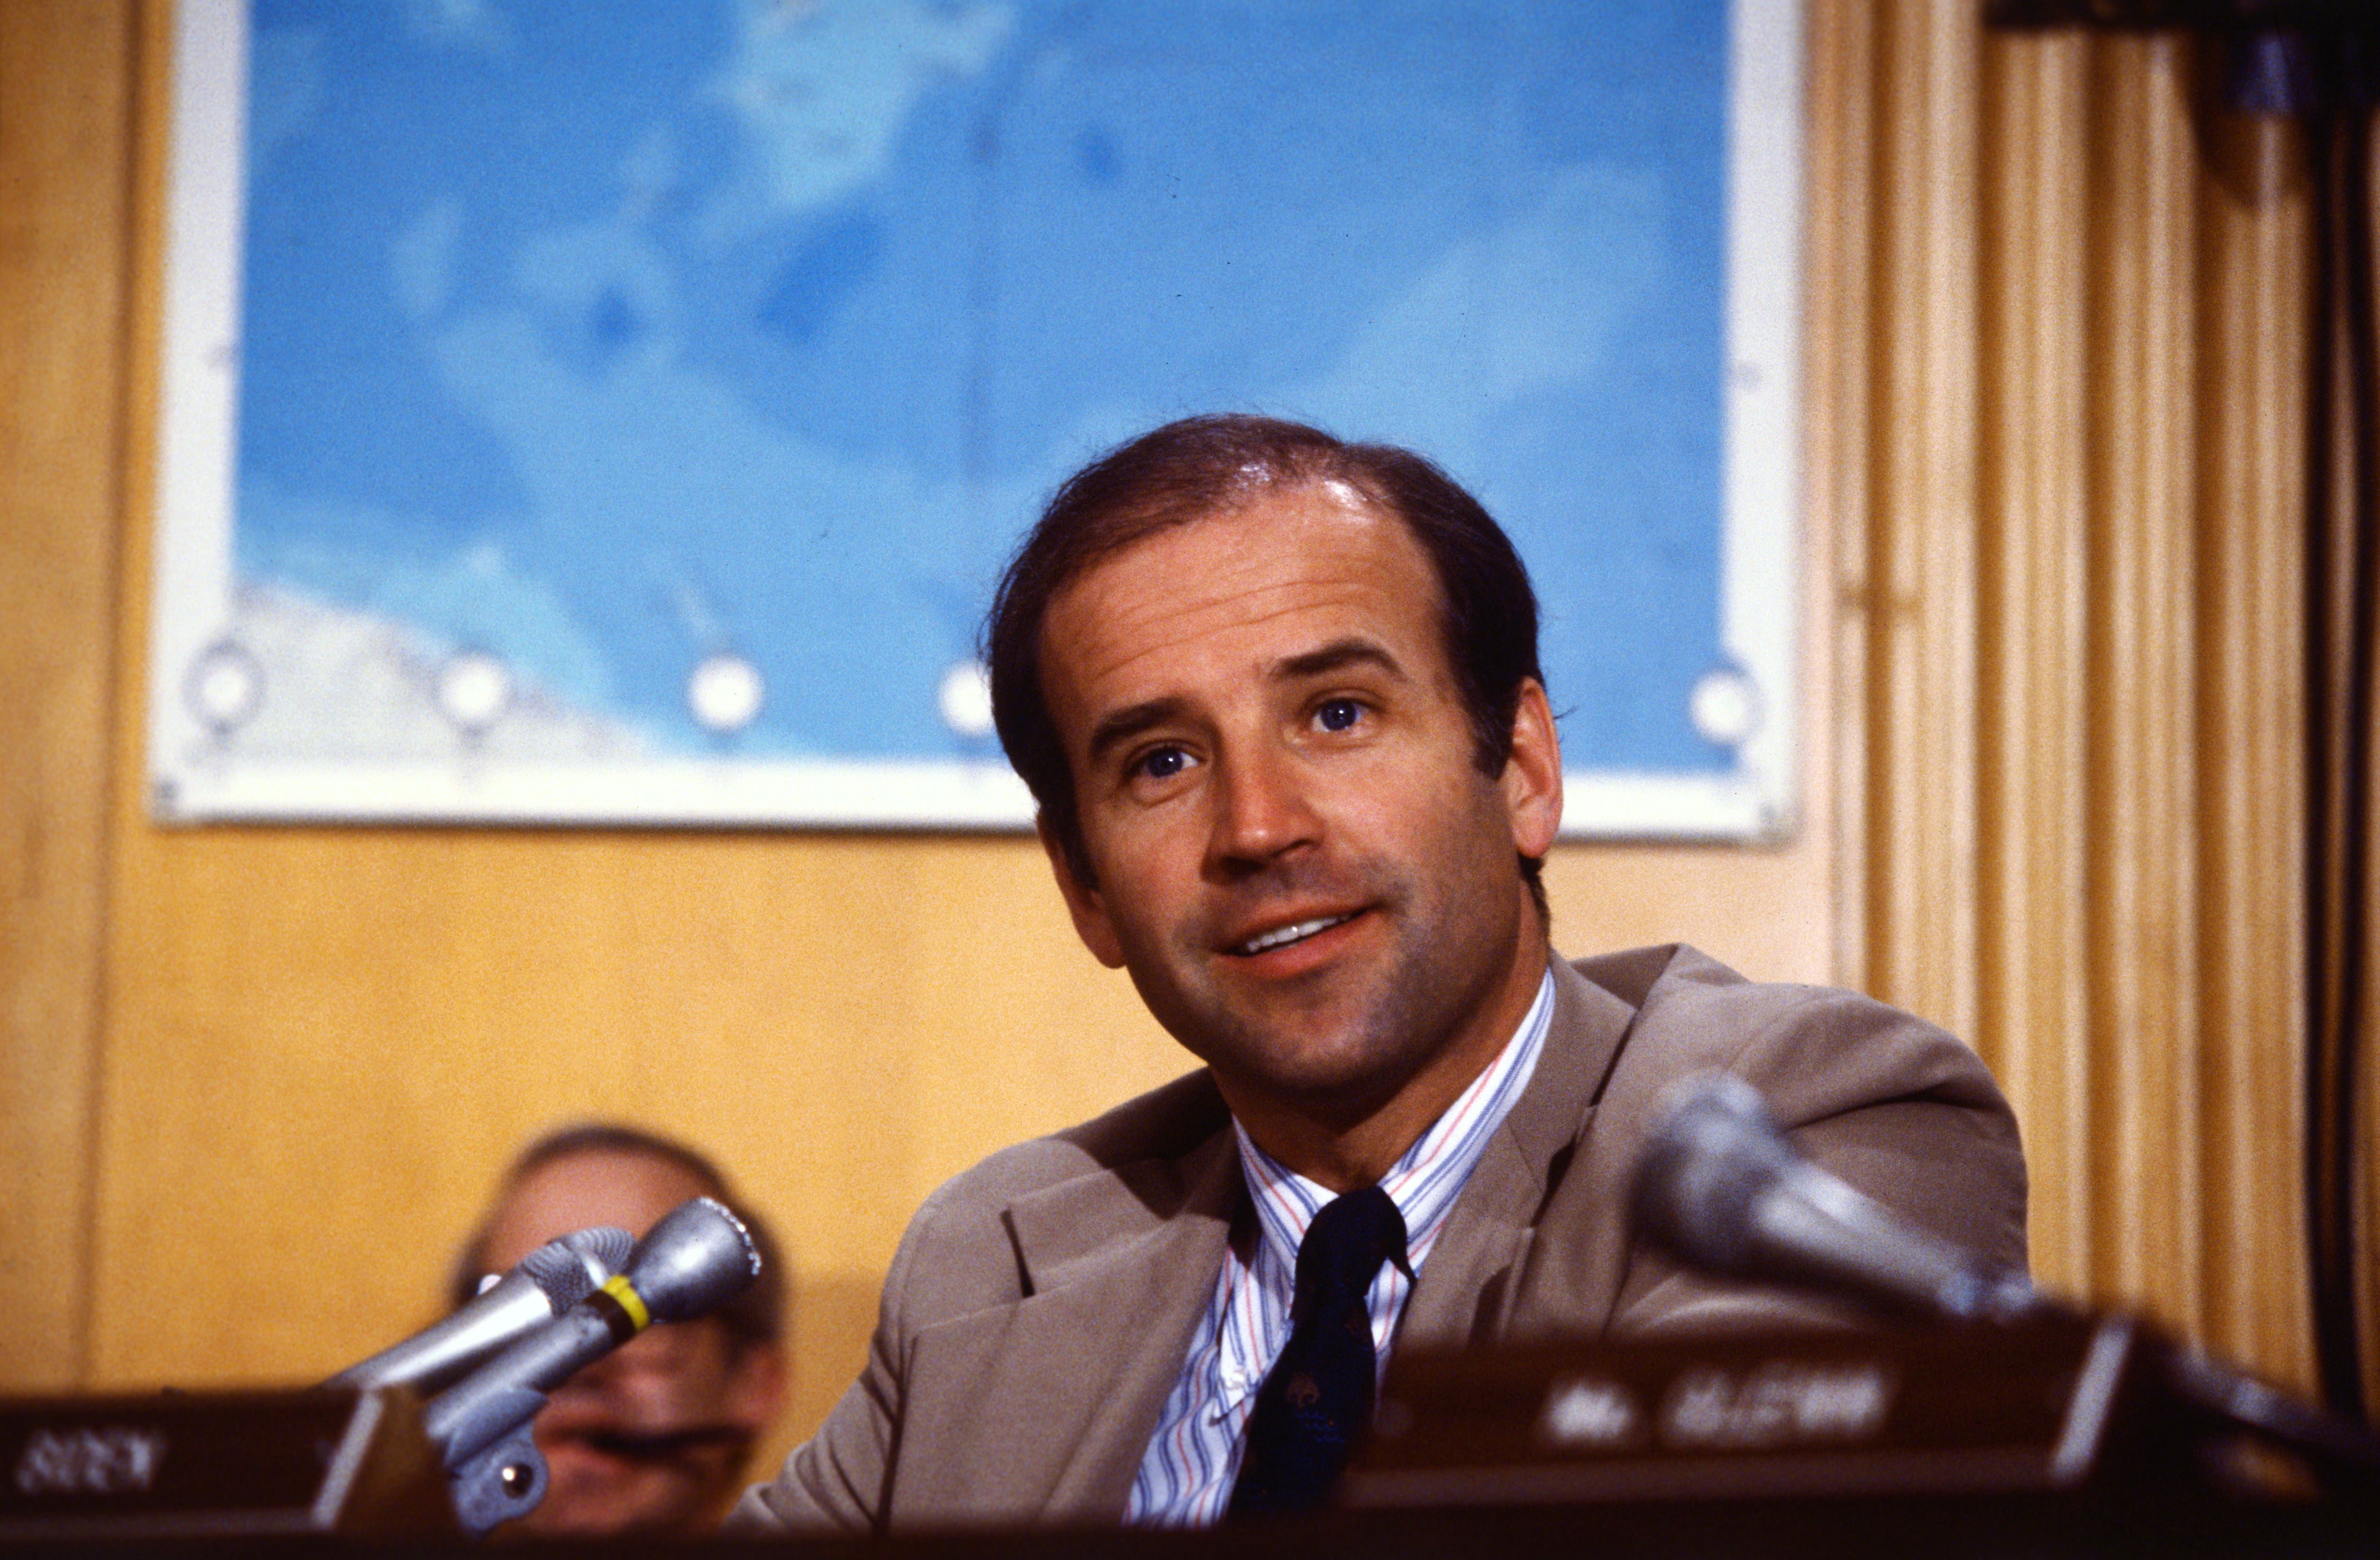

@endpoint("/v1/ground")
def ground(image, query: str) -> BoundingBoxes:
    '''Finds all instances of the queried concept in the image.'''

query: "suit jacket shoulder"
[1499,946,2028,1338]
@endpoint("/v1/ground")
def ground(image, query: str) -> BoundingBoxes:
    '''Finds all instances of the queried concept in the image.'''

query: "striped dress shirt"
[1124,964,1557,1525]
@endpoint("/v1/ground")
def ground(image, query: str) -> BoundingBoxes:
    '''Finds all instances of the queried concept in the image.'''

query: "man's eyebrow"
[1081,640,1405,767]
[1085,697,1192,768]
[1273,637,1407,682]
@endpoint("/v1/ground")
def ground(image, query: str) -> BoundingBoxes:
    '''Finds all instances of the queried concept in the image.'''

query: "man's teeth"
[1238,914,1352,955]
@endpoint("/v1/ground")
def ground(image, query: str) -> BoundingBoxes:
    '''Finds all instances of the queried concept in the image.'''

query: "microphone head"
[1629,1071,1800,1275]
[1629,1070,2044,1325]
[619,1197,762,1323]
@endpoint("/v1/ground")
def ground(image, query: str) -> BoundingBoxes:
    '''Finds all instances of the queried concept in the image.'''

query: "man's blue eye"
[1317,699,1361,732]
[1139,746,1189,780]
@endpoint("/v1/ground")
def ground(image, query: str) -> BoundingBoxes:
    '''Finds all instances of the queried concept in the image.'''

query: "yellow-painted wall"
[6,1,2368,1494]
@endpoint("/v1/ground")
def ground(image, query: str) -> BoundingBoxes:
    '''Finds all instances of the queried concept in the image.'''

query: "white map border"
[150,0,1802,841]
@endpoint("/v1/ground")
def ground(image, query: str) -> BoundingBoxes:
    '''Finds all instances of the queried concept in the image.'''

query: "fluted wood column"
[2086,32,2207,1337]
[1976,27,2094,1310]
[1864,0,1986,1046]
[2192,107,2312,1385]
[1813,1,2316,1387]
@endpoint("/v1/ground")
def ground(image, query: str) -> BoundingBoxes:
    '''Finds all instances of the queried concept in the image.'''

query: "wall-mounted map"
[153,0,1801,837]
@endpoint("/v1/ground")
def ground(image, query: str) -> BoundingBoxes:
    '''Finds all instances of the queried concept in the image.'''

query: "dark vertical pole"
[2304,37,2376,1425]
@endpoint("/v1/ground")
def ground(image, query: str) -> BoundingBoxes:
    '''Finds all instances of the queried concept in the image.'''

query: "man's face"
[1036,483,1561,1164]
[475,1150,782,1536]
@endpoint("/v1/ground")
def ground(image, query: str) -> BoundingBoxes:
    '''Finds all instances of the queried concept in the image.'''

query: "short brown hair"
[984,414,1548,912]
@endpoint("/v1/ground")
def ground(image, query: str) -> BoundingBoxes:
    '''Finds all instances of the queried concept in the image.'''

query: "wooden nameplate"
[0,1385,452,1540]
[1343,1311,2148,1508]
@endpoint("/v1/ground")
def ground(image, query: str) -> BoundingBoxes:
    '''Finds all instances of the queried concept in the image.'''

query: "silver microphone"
[1633,1076,2380,1500]
[327,1226,634,1394]
[1629,1072,2038,1323]
[424,1197,761,1471]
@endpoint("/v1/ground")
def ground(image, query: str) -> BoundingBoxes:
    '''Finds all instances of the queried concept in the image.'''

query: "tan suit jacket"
[734,945,2027,1533]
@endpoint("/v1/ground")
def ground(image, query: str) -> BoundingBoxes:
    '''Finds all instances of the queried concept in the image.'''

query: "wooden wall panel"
[0,0,135,1393]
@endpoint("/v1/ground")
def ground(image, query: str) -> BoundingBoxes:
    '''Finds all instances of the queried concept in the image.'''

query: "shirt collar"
[1232,960,1556,1276]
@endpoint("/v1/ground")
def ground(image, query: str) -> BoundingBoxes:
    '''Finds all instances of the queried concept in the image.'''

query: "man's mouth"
[1231,911,1356,956]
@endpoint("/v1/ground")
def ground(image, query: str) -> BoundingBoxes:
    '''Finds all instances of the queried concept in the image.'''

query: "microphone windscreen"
[1629,1072,1797,1275]
[516,1228,631,1309]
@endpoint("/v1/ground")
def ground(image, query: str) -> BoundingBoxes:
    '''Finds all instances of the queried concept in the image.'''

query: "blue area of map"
[235,0,1732,768]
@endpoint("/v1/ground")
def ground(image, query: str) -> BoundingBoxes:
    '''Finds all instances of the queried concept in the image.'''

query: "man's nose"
[1203,742,1318,879]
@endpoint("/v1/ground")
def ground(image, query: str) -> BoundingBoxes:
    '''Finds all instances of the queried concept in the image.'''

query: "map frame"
[149,0,1805,840]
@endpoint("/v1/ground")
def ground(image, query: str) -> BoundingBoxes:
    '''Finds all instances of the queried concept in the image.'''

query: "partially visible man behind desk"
[734,414,2026,1532]
[456,1123,786,1536]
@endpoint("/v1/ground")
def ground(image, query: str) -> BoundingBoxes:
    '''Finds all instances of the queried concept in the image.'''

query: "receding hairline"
[1031,477,1456,767]
[501,1141,717,1214]
[986,414,1546,915]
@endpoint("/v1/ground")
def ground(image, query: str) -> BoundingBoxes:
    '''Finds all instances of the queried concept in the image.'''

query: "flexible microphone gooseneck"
[327,1225,635,1394]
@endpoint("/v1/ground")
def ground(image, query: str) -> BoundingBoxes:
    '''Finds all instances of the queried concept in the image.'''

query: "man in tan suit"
[734,415,2025,1533]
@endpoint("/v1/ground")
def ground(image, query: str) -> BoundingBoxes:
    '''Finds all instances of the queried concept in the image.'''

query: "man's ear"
[1502,678,1563,859]
[1037,814,1128,968]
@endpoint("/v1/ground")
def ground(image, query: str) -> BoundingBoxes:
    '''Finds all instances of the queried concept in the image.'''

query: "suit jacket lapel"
[892,1125,1243,1526]
[1399,955,1639,1346]
[888,950,1658,1524]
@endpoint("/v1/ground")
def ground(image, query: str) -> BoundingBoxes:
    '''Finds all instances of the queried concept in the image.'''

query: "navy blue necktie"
[1227,1183,1410,1518]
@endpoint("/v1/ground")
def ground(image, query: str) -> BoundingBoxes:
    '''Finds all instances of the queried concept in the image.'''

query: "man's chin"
[1202,1034,1423,1126]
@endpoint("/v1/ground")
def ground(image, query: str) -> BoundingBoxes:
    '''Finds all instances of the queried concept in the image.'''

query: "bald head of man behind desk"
[453,1123,788,1536]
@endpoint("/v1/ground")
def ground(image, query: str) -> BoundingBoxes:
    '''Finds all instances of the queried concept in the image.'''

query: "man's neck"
[1224,942,1554,1193]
